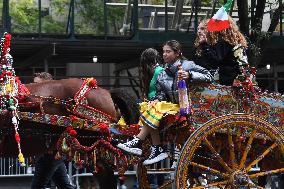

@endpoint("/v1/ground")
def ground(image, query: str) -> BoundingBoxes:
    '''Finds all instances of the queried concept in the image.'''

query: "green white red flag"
[207,0,234,32]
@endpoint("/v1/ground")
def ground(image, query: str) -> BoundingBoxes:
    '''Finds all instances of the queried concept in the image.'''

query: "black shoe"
[117,136,142,155]
[143,145,168,165]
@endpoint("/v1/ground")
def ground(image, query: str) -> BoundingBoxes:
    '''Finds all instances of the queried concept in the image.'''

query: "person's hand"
[149,99,159,106]
[178,70,190,80]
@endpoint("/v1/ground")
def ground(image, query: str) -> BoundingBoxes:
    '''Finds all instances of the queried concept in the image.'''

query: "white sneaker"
[117,136,142,156]
[143,145,168,165]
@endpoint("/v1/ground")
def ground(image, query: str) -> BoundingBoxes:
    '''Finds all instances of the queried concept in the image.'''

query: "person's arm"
[189,63,213,83]
[180,60,213,83]
[194,45,218,70]
[200,41,232,68]
[150,75,166,101]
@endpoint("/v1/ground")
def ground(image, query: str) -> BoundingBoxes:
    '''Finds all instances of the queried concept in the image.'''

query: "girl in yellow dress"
[118,41,213,165]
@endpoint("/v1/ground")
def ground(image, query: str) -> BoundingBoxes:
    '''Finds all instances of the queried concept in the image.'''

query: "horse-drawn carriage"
[0,33,284,189]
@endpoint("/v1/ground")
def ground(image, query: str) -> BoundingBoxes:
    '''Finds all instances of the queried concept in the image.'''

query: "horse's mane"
[110,88,140,124]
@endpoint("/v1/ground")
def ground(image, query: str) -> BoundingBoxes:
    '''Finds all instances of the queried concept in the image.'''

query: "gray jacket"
[153,59,213,103]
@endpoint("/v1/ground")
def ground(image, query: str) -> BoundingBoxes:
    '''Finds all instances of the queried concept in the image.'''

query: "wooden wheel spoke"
[249,167,284,179]
[248,183,265,189]
[191,180,228,189]
[157,180,174,189]
[227,126,237,168]
[190,162,229,177]
[239,129,257,169]
[245,142,277,172]
[204,138,232,172]
[175,114,284,189]
[236,129,242,153]
[147,168,175,172]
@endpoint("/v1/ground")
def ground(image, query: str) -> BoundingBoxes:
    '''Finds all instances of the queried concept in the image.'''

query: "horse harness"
[19,78,115,125]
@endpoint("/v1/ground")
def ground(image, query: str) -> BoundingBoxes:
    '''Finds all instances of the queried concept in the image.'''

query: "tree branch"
[237,0,249,36]
[267,4,282,35]
[251,0,265,31]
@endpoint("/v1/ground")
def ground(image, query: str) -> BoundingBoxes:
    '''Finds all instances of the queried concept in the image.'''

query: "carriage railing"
[0,155,263,188]
[0,157,33,176]
[0,156,175,188]
[3,0,282,37]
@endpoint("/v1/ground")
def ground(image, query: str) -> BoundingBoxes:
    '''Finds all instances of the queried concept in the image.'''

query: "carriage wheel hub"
[230,171,249,188]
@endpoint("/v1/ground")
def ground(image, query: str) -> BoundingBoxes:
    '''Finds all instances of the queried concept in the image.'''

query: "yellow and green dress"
[139,66,179,129]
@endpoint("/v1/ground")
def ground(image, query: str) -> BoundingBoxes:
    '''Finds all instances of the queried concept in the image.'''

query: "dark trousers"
[31,154,74,189]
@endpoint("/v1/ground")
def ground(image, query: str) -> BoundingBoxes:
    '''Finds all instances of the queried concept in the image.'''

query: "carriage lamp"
[266,64,271,70]
[93,56,98,63]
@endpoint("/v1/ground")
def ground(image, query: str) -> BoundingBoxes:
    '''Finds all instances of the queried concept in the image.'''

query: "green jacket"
[148,66,164,99]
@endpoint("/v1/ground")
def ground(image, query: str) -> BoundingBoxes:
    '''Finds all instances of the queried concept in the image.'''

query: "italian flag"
[208,0,233,32]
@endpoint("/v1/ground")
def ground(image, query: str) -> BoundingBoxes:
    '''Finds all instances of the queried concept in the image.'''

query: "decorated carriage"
[0,32,284,189]
[136,83,284,189]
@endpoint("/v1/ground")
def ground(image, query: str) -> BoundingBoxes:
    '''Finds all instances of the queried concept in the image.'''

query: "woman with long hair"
[117,41,213,165]
[139,48,164,100]
[194,17,248,86]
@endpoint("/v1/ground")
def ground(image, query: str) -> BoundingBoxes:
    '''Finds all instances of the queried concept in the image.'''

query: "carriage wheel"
[175,114,284,189]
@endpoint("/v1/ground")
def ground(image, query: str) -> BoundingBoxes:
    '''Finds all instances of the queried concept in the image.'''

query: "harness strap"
[15,77,30,102]
[74,78,97,104]
[19,78,115,123]
[72,78,115,122]
[39,98,45,114]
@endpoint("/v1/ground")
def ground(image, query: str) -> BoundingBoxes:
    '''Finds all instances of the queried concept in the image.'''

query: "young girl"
[118,41,213,165]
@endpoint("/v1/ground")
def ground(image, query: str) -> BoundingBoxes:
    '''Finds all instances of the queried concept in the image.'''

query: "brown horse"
[0,77,140,154]
[0,77,139,133]
[0,32,141,188]
[0,77,140,189]
[23,78,139,123]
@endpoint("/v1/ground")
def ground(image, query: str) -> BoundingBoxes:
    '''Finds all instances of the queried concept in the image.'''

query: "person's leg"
[137,125,153,140]
[149,129,161,145]
[117,125,153,155]
[117,123,159,155]
[118,124,168,164]
[31,154,58,189]
[52,160,75,189]
[143,132,168,165]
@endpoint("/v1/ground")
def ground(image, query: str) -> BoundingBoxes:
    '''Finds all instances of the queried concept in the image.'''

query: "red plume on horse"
[0,33,140,183]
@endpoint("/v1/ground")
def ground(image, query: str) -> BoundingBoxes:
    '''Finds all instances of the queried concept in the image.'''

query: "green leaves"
[10,0,38,33]
[9,0,124,35]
